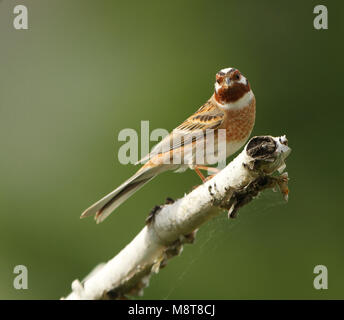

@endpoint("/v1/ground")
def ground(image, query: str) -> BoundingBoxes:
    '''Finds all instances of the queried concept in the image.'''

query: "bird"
[81,67,256,223]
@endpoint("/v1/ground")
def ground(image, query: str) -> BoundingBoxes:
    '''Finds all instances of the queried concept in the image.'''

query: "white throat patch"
[216,90,254,110]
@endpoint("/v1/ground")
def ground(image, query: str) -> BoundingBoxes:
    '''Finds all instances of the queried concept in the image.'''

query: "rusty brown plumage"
[81,67,256,223]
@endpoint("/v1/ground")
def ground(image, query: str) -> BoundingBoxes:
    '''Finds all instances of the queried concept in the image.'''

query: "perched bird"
[81,67,256,223]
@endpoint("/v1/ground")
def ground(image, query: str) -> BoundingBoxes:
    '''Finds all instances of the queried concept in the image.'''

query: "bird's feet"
[193,165,221,182]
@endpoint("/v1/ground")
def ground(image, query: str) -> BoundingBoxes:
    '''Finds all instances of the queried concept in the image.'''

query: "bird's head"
[214,67,252,108]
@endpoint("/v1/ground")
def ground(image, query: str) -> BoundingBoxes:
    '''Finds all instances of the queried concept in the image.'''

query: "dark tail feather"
[80,167,158,223]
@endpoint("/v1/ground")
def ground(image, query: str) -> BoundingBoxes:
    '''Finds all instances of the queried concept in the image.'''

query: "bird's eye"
[235,74,240,80]
[216,75,223,84]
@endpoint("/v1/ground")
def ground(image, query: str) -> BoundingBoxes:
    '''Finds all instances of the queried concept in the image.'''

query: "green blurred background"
[1,0,343,299]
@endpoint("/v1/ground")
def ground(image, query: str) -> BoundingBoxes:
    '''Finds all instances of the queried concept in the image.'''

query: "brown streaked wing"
[136,101,224,164]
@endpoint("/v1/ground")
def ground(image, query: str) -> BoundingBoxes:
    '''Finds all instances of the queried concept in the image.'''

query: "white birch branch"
[63,135,291,300]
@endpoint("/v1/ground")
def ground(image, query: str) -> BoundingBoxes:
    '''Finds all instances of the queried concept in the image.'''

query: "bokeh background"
[1,0,343,299]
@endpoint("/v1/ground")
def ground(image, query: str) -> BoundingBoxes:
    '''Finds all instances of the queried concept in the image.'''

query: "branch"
[63,135,291,300]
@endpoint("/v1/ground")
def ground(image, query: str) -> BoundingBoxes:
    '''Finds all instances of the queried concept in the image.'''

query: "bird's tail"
[80,166,160,223]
